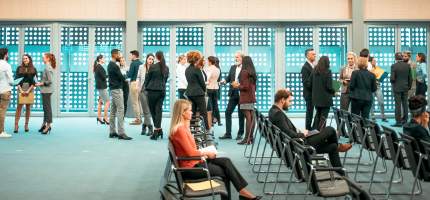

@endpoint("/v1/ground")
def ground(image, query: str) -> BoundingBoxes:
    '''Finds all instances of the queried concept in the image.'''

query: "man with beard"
[268,89,351,169]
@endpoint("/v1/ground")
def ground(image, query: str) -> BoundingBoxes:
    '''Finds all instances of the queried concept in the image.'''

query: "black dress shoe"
[118,134,133,140]
[219,134,232,139]
[109,133,119,138]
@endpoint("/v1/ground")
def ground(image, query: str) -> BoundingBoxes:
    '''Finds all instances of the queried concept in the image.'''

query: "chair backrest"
[401,134,430,181]
[381,126,409,169]
[341,110,354,141]
[167,142,186,195]
[292,140,319,194]
[365,119,389,158]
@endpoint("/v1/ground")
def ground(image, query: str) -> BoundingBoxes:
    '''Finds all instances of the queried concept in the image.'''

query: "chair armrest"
[177,156,205,161]
[175,167,209,173]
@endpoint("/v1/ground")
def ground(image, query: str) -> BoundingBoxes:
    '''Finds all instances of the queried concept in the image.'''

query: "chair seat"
[183,179,228,198]
[315,171,350,197]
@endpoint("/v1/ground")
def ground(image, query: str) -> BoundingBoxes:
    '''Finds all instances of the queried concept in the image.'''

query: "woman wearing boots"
[234,56,257,145]
[14,54,37,133]
[137,53,154,136]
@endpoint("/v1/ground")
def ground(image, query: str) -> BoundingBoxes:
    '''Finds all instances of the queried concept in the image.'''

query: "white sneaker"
[0,131,12,138]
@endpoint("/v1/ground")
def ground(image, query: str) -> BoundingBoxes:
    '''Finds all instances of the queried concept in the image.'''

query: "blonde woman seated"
[169,99,261,200]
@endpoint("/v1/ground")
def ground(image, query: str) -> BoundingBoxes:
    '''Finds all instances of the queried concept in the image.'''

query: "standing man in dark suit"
[219,51,245,140]
[301,48,316,130]
[391,52,412,127]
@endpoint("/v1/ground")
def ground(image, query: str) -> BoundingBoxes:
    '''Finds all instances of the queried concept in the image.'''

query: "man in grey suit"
[391,52,412,127]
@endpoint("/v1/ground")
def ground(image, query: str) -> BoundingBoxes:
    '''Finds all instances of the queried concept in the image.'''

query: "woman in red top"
[169,99,261,200]
[233,56,257,145]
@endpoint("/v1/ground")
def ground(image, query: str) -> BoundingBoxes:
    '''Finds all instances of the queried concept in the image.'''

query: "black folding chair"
[164,142,229,200]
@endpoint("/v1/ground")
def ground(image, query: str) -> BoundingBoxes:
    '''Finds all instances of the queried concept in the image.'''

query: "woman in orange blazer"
[169,99,261,200]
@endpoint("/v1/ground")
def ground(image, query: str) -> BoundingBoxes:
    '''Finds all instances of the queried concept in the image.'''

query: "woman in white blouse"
[205,56,221,126]
[176,55,188,99]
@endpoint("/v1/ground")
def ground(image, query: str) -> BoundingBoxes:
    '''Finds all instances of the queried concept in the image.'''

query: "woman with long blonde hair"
[169,99,261,200]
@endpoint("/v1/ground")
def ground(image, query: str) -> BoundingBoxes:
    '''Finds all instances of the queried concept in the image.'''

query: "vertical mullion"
[169,25,177,115]
[313,25,320,57]
[88,26,95,116]
[275,25,285,91]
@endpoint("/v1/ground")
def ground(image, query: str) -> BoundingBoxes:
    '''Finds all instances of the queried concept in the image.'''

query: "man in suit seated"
[403,95,430,144]
[268,89,352,169]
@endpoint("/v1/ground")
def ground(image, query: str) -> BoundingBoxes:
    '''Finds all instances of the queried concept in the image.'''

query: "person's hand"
[35,82,43,87]
[231,81,240,88]
[301,129,309,137]
[205,151,216,159]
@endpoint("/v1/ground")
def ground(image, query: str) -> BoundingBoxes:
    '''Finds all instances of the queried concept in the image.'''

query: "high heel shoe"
[14,124,18,133]
[97,118,105,124]
[150,129,163,140]
[239,195,262,200]
[103,118,110,125]
[38,124,45,132]
[41,126,51,135]
[24,123,29,132]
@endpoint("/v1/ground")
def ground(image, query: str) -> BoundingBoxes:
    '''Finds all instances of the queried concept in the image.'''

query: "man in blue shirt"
[128,50,143,125]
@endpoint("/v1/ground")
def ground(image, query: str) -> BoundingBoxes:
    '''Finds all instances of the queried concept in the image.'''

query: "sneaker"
[219,134,232,139]
[0,132,12,138]
[337,143,352,152]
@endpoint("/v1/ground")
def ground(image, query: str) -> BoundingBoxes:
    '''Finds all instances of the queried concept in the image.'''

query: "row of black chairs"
[332,107,430,200]
[244,109,373,200]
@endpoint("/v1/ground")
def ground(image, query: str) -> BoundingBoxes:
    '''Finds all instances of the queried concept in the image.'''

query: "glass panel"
[93,27,123,111]
[214,27,242,111]
[1,27,20,111]
[285,27,313,112]
[248,27,275,112]
[400,27,427,60]
[24,27,51,112]
[142,27,171,111]
[60,27,89,112]
[368,26,396,112]
[319,27,348,109]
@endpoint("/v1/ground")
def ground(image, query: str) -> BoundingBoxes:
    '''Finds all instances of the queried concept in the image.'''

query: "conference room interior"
[1,0,430,199]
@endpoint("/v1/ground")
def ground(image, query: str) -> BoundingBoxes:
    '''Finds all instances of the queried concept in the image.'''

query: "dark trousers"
[306,126,342,168]
[351,98,372,119]
[394,91,408,123]
[225,95,244,136]
[42,93,52,123]
[416,81,427,96]
[123,83,129,116]
[178,89,186,99]
[312,106,330,130]
[340,93,350,111]
[305,99,314,130]
[207,89,221,123]
[184,157,248,200]
[147,90,165,129]
[188,95,209,130]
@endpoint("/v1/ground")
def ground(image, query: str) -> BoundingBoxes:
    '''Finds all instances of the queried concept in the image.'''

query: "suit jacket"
[185,64,206,97]
[349,69,377,101]
[40,64,54,94]
[268,105,305,139]
[309,70,334,107]
[225,64,241,97]
[144,62,169,91]
[390,61,412,93]
[238,69,256,104]
[301,62,313,100]
[94,64,107,90]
